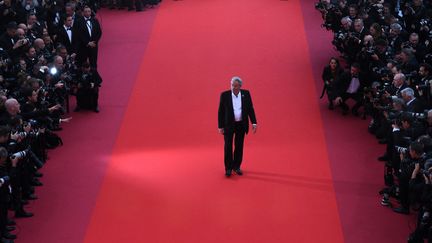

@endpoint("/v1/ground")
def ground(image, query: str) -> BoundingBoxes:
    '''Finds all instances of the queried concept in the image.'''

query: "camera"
[10,147,44,169]
[420,19,429,27]
[0,176,10,185]
[395,146,408,154]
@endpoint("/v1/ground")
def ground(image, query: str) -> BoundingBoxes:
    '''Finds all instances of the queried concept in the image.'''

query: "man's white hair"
[401,87,415,98]
[231,76,243,86]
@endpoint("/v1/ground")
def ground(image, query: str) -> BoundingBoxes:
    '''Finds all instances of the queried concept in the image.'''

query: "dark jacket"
[218,89,257,134]
[75,16,102,49]
[55,25,78,54]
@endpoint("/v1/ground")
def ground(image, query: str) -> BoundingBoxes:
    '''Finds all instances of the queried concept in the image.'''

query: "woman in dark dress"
[322,57,344,109]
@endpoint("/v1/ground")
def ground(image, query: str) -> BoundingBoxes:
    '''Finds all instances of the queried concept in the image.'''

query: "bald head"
[33,38,44,49]
[393,73,406,87]
[17,23,27,32]
[16,28,25,39]
[5,99,20,116]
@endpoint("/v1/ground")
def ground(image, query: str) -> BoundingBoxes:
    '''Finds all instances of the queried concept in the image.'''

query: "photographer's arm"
[412,163,421,180]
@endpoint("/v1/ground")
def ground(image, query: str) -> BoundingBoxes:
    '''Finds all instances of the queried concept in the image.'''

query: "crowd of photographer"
[104,0,160,11]
[317,0,432,242]
[0,0,111,242]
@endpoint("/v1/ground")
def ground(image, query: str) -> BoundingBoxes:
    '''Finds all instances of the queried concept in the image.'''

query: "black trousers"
[340,92,363,111]
[0,201,7,236]
[76,87,99,109]
[224,122,245,171]
[78,47,99,69]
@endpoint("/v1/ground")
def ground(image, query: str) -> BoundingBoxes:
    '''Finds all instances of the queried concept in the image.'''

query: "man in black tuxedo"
[75,6,102,68]
[55,16,77,55]
[218,76,257,177]
[332,63,365,115]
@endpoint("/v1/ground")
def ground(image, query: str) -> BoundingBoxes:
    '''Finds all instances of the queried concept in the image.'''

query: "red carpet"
[83,0,344,242]
[14,1,411,242]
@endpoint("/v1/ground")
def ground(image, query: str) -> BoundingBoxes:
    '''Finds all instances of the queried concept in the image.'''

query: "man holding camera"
[75,62,101,112]
[395,141,427,214]
[218,76,257,177]
[415,63,432,109]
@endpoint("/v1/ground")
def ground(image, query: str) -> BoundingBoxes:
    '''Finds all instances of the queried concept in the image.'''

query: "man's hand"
[334,97,342,105]
[10,131,19,141]
[252,124,257,134]
[371,54,379,61]
[88,41,96,48]
[424,173,430,184]
[23,123,31,132]
[54,82,64,89]
[11,156,18,167]
[12,39,25,49]
[218,128,224,135]
[60,117,72,123]
[400,152,405,161]
[48,104,61,113]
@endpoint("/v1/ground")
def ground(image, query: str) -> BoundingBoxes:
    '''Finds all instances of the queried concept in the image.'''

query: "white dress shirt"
[346,76,360,94]
[232,91,242,122]
[64,25,72,43]
[85,17,92,37]
[406,97,416,107]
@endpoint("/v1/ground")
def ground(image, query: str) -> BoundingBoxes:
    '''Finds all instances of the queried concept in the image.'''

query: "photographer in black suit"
[218,76,257,177]
[75,62,102,112]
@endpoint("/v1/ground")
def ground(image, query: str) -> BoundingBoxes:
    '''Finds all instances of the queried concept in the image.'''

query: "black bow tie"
[66,27,72,31]
[86,18,91,22]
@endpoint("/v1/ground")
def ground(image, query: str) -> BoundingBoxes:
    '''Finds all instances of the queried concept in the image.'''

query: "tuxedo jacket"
[55,25,78,54]
[218,89,257,134]
[74,17,102,49]
[332,71,366,97]
[406,98,424,113]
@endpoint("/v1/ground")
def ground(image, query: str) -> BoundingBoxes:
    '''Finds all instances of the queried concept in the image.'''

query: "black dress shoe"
[378,155,389,161]
[93,107,100,113]
[225,169,232,177]
[6,219,15,226]
[6,226,15,232]
[25,194,38,200]
[378,139,387,144]
[235,169,243,176]
[15,211,33,218]
[393,207,409,215]
[30,179,43,187]
[2,232,16,240]
[34,171,43,178]
[74,106,81,112]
